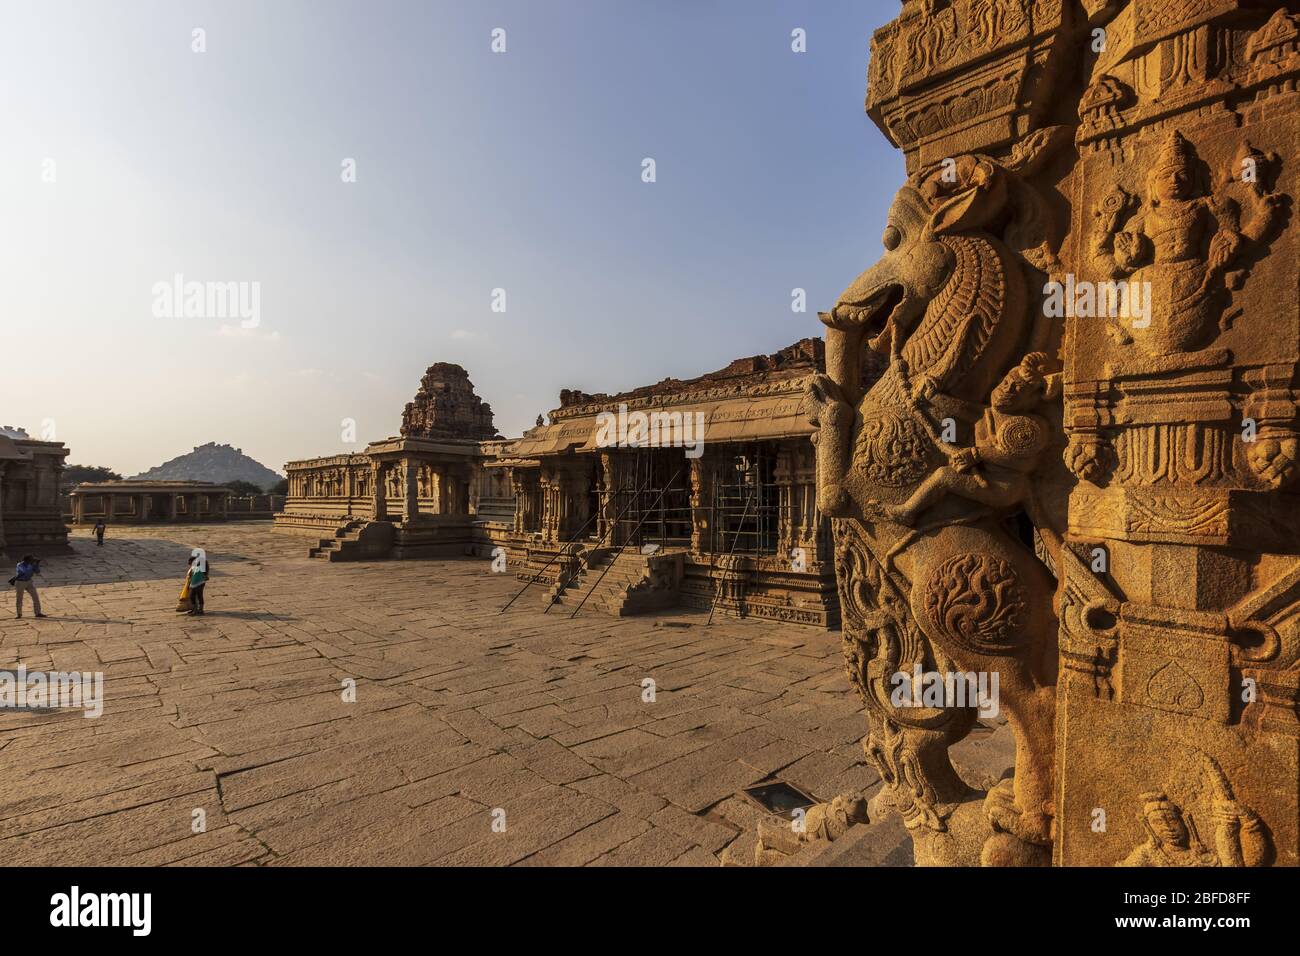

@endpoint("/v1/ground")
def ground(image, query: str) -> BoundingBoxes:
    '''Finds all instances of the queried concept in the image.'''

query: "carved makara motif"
[826,0,1299,868]
[806,132,1067,865]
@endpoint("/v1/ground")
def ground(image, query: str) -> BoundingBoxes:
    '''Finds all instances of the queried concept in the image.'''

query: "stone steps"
[307,520,367,560]
[546,550,677,617]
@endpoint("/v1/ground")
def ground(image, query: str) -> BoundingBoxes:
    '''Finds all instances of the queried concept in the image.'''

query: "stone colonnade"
[69,485,231,523]
[368,457,474,523]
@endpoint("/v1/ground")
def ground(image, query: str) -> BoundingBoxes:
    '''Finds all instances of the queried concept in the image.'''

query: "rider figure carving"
[883,352,1060,526]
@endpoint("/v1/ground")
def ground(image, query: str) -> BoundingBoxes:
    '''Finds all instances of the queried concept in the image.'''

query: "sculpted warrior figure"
[879,352,1061,526]
[804,130,1069,865]
[1118,791,1268,867]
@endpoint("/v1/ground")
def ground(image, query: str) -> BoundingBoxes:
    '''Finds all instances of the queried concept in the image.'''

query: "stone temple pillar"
[370,463,387,520]
[403,459,419,521]
[805,1,1300,869]
[435,468,450,516]
[456,465,472,517]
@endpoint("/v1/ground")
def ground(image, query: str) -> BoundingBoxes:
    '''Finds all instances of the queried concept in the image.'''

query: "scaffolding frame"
[596,444,781,558]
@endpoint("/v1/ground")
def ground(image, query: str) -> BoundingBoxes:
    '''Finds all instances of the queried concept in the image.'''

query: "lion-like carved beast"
[804,129,1070,866]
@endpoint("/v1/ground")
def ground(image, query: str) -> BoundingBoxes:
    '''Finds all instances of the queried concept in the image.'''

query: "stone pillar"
[688,452,716,555]
[512,470,541,534]
[439,468,453,516]
[511,471,526,533]
[533,473,543,534]
[403,459,419,522]
[804,0,1300,869]
[467,462,481,516]
[597,453,614,545]
[371,462,387,520]
[1054,73,1299,863]
[31,461,44,509]
[456,465,472,518]
[538,467,557,543]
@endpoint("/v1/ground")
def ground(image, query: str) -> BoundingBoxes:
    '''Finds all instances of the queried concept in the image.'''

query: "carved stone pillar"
[403,459,419,522]
[1052,6,1300,868]
[371,462,387,520]
[454,465,473,516]
[511,471,526,533]
[539,465,561,543]
[688,452,716,555]
[597,453,614,544]
[807,0,1300,869]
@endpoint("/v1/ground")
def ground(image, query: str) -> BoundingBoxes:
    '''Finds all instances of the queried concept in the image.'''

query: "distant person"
[9,555,46,619]
[94,519,106,546]
[186,548,210,616]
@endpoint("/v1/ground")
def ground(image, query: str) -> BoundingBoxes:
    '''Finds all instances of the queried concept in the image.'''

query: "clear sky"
[1,0,903,476]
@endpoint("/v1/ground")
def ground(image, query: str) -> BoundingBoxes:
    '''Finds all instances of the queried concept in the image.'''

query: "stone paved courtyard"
[0,522,887,866]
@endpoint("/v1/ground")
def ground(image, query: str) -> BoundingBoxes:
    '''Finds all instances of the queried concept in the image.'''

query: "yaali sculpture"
[804,0,1298,866]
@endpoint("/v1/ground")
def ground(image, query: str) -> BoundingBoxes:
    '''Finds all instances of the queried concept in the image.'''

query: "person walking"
[93,519,106,546]
[10,555,46,619]
[186,548,210,616]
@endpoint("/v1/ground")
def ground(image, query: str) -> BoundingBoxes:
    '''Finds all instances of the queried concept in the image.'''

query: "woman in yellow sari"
[175,548,207,612]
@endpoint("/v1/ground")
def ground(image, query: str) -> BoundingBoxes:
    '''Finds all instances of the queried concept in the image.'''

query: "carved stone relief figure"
[1116,747,1271,868]
[1089,130,1284,357]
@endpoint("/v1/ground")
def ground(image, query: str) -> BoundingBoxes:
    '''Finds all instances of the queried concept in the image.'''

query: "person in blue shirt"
[10,556,45,619]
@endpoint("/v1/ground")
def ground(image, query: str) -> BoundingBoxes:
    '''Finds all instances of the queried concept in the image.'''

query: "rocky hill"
[131,443,284,490]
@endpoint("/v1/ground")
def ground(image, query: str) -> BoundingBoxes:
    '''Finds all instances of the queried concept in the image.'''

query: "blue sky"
[1,0,902,475]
